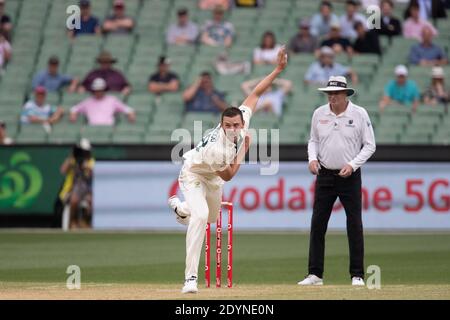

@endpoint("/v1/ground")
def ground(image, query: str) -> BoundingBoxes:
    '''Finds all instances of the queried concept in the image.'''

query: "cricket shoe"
[297,274,324,286]
[168,196,190,226]
[181,276,198,294]
[352,277,365,286]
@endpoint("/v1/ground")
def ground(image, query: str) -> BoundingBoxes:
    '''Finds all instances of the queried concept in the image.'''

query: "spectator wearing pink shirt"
[70,78,135,126]
[403,2,437,41]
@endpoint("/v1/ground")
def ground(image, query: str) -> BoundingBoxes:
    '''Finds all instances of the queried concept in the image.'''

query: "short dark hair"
[48,56,59,65]
[200,71,212,77]
[353,21,364,30]
[321,1,333,9]
[177,8,188,16]
[221,107,243,123]
[380,0,394,7]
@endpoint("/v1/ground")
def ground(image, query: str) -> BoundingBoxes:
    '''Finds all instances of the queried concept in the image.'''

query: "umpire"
[298,76,376,286]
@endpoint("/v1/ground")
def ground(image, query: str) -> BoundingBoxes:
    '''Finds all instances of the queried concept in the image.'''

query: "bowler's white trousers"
[178,166,223,279]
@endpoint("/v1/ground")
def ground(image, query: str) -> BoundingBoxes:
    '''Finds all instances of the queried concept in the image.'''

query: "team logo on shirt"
[346,119,355,128]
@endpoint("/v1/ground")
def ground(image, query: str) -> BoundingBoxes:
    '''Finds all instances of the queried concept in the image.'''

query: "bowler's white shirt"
[182,105,252,178]
[308,101,376,171]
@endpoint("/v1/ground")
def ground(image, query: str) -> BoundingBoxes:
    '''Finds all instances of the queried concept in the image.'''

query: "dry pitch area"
[1,283,449,300]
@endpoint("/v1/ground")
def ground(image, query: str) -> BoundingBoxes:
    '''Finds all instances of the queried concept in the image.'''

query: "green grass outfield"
[0,231,449,299]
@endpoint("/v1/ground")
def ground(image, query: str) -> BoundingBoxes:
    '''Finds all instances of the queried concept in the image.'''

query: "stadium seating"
[0,0,449,146]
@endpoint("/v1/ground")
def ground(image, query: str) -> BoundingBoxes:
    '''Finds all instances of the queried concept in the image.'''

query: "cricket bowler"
[168,47,288,293]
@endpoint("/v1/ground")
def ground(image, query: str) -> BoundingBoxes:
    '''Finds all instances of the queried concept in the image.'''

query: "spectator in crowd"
[71,78,135,126]
[59,139,95,230]
[288,19,318,54]
[352,21,382,55]
[32,56,79,93]
[0,30,10,73]
[404,0,447,21]
[305,46,358,86]
[20,86,64,126]
[361,0,379,9]
[68,0,101,38]
[214,52,251,75]
[0,120,13,145]
[201,5,234,48]
[319,23,353,56]
[423,66,449,106]
[235,0,262,7]
[148,56,180,95]
[310,1,340,39]
[0,0,12,40]
[102,0,134,35]
[199,0,231,11]
[408,26,448,66]
[253,31,282,65]
[79,51,131,96]
[378,0,402,37]
[166,8,199,45]
[340,0,367,41]
[241,77,292,116]
[379,65,420,112]
[183,72,228,112]
[403,2,438,40]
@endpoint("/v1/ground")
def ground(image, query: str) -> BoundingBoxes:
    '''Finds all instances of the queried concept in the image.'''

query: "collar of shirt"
[325,101,354,117]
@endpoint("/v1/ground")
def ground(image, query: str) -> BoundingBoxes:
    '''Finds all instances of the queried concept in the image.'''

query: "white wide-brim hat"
[317,76,355,96]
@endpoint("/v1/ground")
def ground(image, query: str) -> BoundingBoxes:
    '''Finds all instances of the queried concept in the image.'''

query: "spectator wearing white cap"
[379,65,420,112]
[305,46,358,86]
[70,78,135,126]
[299,75,375,287]
[102,0,135,35]
[423,67,449,107]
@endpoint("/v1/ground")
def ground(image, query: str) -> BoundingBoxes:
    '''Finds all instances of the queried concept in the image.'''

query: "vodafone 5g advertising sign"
[93,162,450,230]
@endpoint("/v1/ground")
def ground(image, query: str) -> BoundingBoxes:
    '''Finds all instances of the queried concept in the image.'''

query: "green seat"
[80,126,113,143]
[112,132,144,144]
[399,133,430,144]
[16,125,48,143]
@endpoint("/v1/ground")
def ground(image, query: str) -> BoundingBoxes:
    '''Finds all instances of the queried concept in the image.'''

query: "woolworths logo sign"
[0,152,43,208]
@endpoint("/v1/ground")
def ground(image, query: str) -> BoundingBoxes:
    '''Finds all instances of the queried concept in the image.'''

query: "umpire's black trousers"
[308,167,364,279]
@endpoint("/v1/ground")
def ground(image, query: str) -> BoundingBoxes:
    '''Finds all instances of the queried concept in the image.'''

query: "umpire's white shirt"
[308,101,376,171]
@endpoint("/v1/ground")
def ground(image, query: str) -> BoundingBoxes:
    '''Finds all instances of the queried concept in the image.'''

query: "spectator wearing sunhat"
[305,46,357,86]
[32,56,79,93]
[68,0,101,38]
[379,65,420,112]
[20,86,64,126]
[288,19,318,54]
[102,0,135,35]
[423,66,449,107]
[0,121,13,145]
[79,51,131,96]
[148,56,180,95]
[299,75,376,287]
[70,78,135,126]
